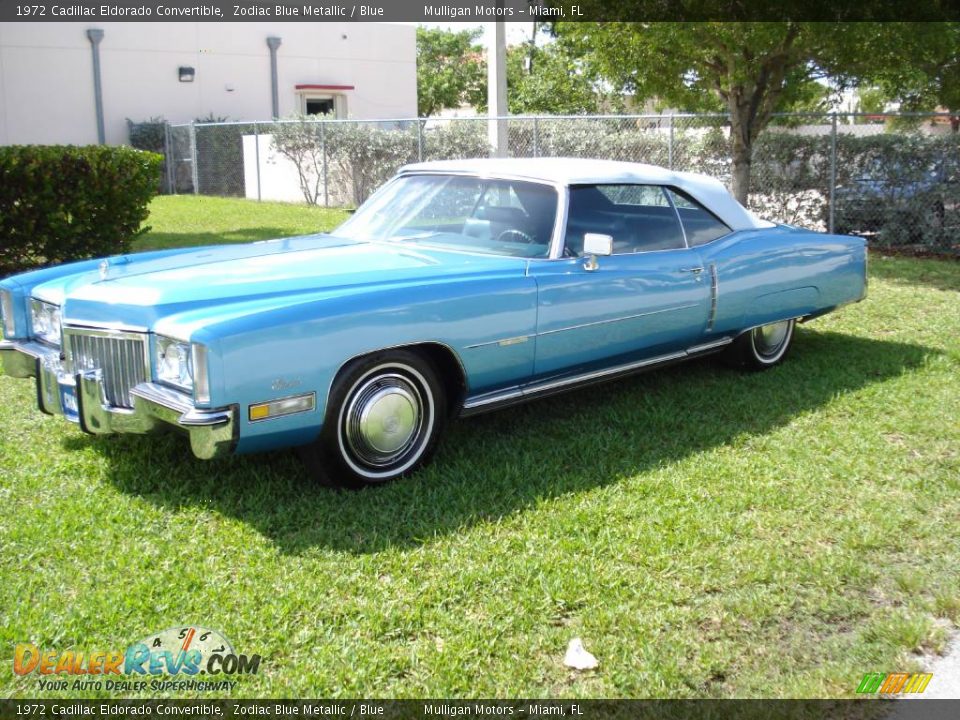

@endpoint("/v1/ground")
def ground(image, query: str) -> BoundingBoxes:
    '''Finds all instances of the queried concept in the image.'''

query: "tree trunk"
[728,105,753,206]
[730,141,752,206]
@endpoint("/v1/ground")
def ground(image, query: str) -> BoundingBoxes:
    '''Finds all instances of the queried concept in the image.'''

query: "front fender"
[161,275,539,454]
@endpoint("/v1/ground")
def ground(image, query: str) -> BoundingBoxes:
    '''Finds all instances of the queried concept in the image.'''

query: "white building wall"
[0,22,416,146]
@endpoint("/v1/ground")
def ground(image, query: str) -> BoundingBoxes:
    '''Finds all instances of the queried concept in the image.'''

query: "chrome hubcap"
[752,321,790,358]
[344,374,423,467]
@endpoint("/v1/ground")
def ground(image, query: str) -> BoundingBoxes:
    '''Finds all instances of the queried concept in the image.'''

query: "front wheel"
[300,350,446,488]
[724,319,796,370]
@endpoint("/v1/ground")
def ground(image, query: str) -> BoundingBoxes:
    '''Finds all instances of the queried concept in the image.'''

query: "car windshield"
[332,174,559,258]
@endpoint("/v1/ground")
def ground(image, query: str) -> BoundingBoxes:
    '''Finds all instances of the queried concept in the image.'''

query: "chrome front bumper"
[0,339,236,460]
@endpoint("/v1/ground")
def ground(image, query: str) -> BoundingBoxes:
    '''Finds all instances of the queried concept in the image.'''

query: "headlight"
[0,289,14,338]
[155,336,194,392]
[29,299,62,346]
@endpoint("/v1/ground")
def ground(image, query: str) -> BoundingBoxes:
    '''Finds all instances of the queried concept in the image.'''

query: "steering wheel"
[495,228,536,244]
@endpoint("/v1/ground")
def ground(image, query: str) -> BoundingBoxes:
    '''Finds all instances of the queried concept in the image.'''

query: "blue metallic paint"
[0,186,867,459]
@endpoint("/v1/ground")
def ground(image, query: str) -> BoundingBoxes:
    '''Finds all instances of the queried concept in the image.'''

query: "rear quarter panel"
[699,226,867,335]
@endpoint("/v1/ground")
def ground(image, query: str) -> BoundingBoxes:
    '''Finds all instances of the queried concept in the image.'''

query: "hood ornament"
[99,260,109,280]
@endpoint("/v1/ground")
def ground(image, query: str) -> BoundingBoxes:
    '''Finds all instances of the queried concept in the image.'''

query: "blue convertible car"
[0,159,867,487]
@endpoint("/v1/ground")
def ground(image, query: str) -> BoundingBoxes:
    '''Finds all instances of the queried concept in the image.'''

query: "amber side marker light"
[249,393,316,422]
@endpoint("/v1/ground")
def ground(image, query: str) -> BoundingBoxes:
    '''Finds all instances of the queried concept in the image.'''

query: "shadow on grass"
[71,328,935,555]
[134,228,313,252]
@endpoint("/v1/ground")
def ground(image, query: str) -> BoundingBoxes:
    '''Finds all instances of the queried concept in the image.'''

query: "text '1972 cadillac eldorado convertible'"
[0,158,867,487]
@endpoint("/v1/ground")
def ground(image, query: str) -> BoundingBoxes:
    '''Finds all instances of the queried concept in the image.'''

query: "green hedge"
[0,145,162,277]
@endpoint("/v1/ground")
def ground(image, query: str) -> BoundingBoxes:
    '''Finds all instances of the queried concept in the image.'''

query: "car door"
[528,184,711,377]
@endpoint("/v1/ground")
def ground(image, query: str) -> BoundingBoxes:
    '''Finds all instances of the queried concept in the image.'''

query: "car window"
[665,188,731,246]
[564,184,686,256]
[333,175,558,259]
[596,185,671,207]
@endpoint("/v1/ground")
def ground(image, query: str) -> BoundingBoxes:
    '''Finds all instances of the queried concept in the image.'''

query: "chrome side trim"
[465,336,531,350]
[530,350,688,395]
[706,263,719,332]
[537,303,699,337]
[685,337,733,355]
[461,387,524,411]
[465,303,703,352]
[461,337,733,416]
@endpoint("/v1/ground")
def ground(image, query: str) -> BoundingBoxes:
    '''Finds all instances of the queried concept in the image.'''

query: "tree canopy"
[553,21,960,201]
[416,26,486,117]
[505,41,604,115]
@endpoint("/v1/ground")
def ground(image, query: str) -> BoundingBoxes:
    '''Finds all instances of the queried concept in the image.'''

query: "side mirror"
[582,233,613,271]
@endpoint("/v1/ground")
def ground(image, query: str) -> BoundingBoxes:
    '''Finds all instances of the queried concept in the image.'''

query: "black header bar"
[2,0,960,22]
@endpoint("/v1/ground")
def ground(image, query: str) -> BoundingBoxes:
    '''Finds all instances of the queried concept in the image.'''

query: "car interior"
[563,184,731,256]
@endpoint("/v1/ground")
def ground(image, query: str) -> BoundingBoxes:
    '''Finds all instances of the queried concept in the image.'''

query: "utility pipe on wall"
[86,28,106,144]
[487,20,508,158]
[266,36,282,119]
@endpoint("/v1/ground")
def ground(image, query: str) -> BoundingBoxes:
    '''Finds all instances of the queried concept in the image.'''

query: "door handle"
[680,266,704,274]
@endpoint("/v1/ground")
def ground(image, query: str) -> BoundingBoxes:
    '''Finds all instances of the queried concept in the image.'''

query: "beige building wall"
[0,22,416,145]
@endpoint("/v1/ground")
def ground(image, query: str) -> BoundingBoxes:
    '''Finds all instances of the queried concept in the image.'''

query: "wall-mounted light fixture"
[178,66,195,83]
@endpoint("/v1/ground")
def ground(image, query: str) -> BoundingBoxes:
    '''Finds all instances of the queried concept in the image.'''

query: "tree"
[505,42,603,115]
[865,23,960,131]
[416,27,486,117]
[271,116,326,205]
[555,22,960,202]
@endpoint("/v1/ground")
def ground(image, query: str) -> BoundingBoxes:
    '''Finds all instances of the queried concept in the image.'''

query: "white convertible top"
[399,157,774,232]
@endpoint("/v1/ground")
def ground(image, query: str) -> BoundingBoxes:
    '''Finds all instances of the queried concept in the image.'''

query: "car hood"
[32,234,528,329]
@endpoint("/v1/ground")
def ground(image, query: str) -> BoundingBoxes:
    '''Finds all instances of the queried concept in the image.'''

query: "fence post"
[321,121,329,208]
[163,122,174,194]
[417,119,424,162]
[533,117,540,158]
[254,122,262,202]
[189,123,199,195]
[668,114,675,170]
[829,113,837,234]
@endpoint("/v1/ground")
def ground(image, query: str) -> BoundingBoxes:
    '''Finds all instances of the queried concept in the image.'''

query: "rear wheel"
[300,350,446,488]
[725,319,795,370]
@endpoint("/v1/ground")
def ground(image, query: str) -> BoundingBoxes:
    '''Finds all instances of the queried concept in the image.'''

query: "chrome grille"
[67,330,147,409]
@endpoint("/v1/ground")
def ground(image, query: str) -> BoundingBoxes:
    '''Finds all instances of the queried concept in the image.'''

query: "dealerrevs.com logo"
[15,626,262,693]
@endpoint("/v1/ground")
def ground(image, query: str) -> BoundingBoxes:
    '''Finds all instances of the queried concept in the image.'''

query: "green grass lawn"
[134,195,350,251]
[1,196,959,698]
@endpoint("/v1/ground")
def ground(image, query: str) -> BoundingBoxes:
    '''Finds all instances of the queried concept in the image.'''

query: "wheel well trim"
[325,340,468,422]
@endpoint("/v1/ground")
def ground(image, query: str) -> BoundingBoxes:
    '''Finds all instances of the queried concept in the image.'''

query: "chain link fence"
[153,113,960,250]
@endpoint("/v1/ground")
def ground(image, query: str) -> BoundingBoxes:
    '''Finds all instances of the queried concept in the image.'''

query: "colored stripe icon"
[857,672,933,694]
